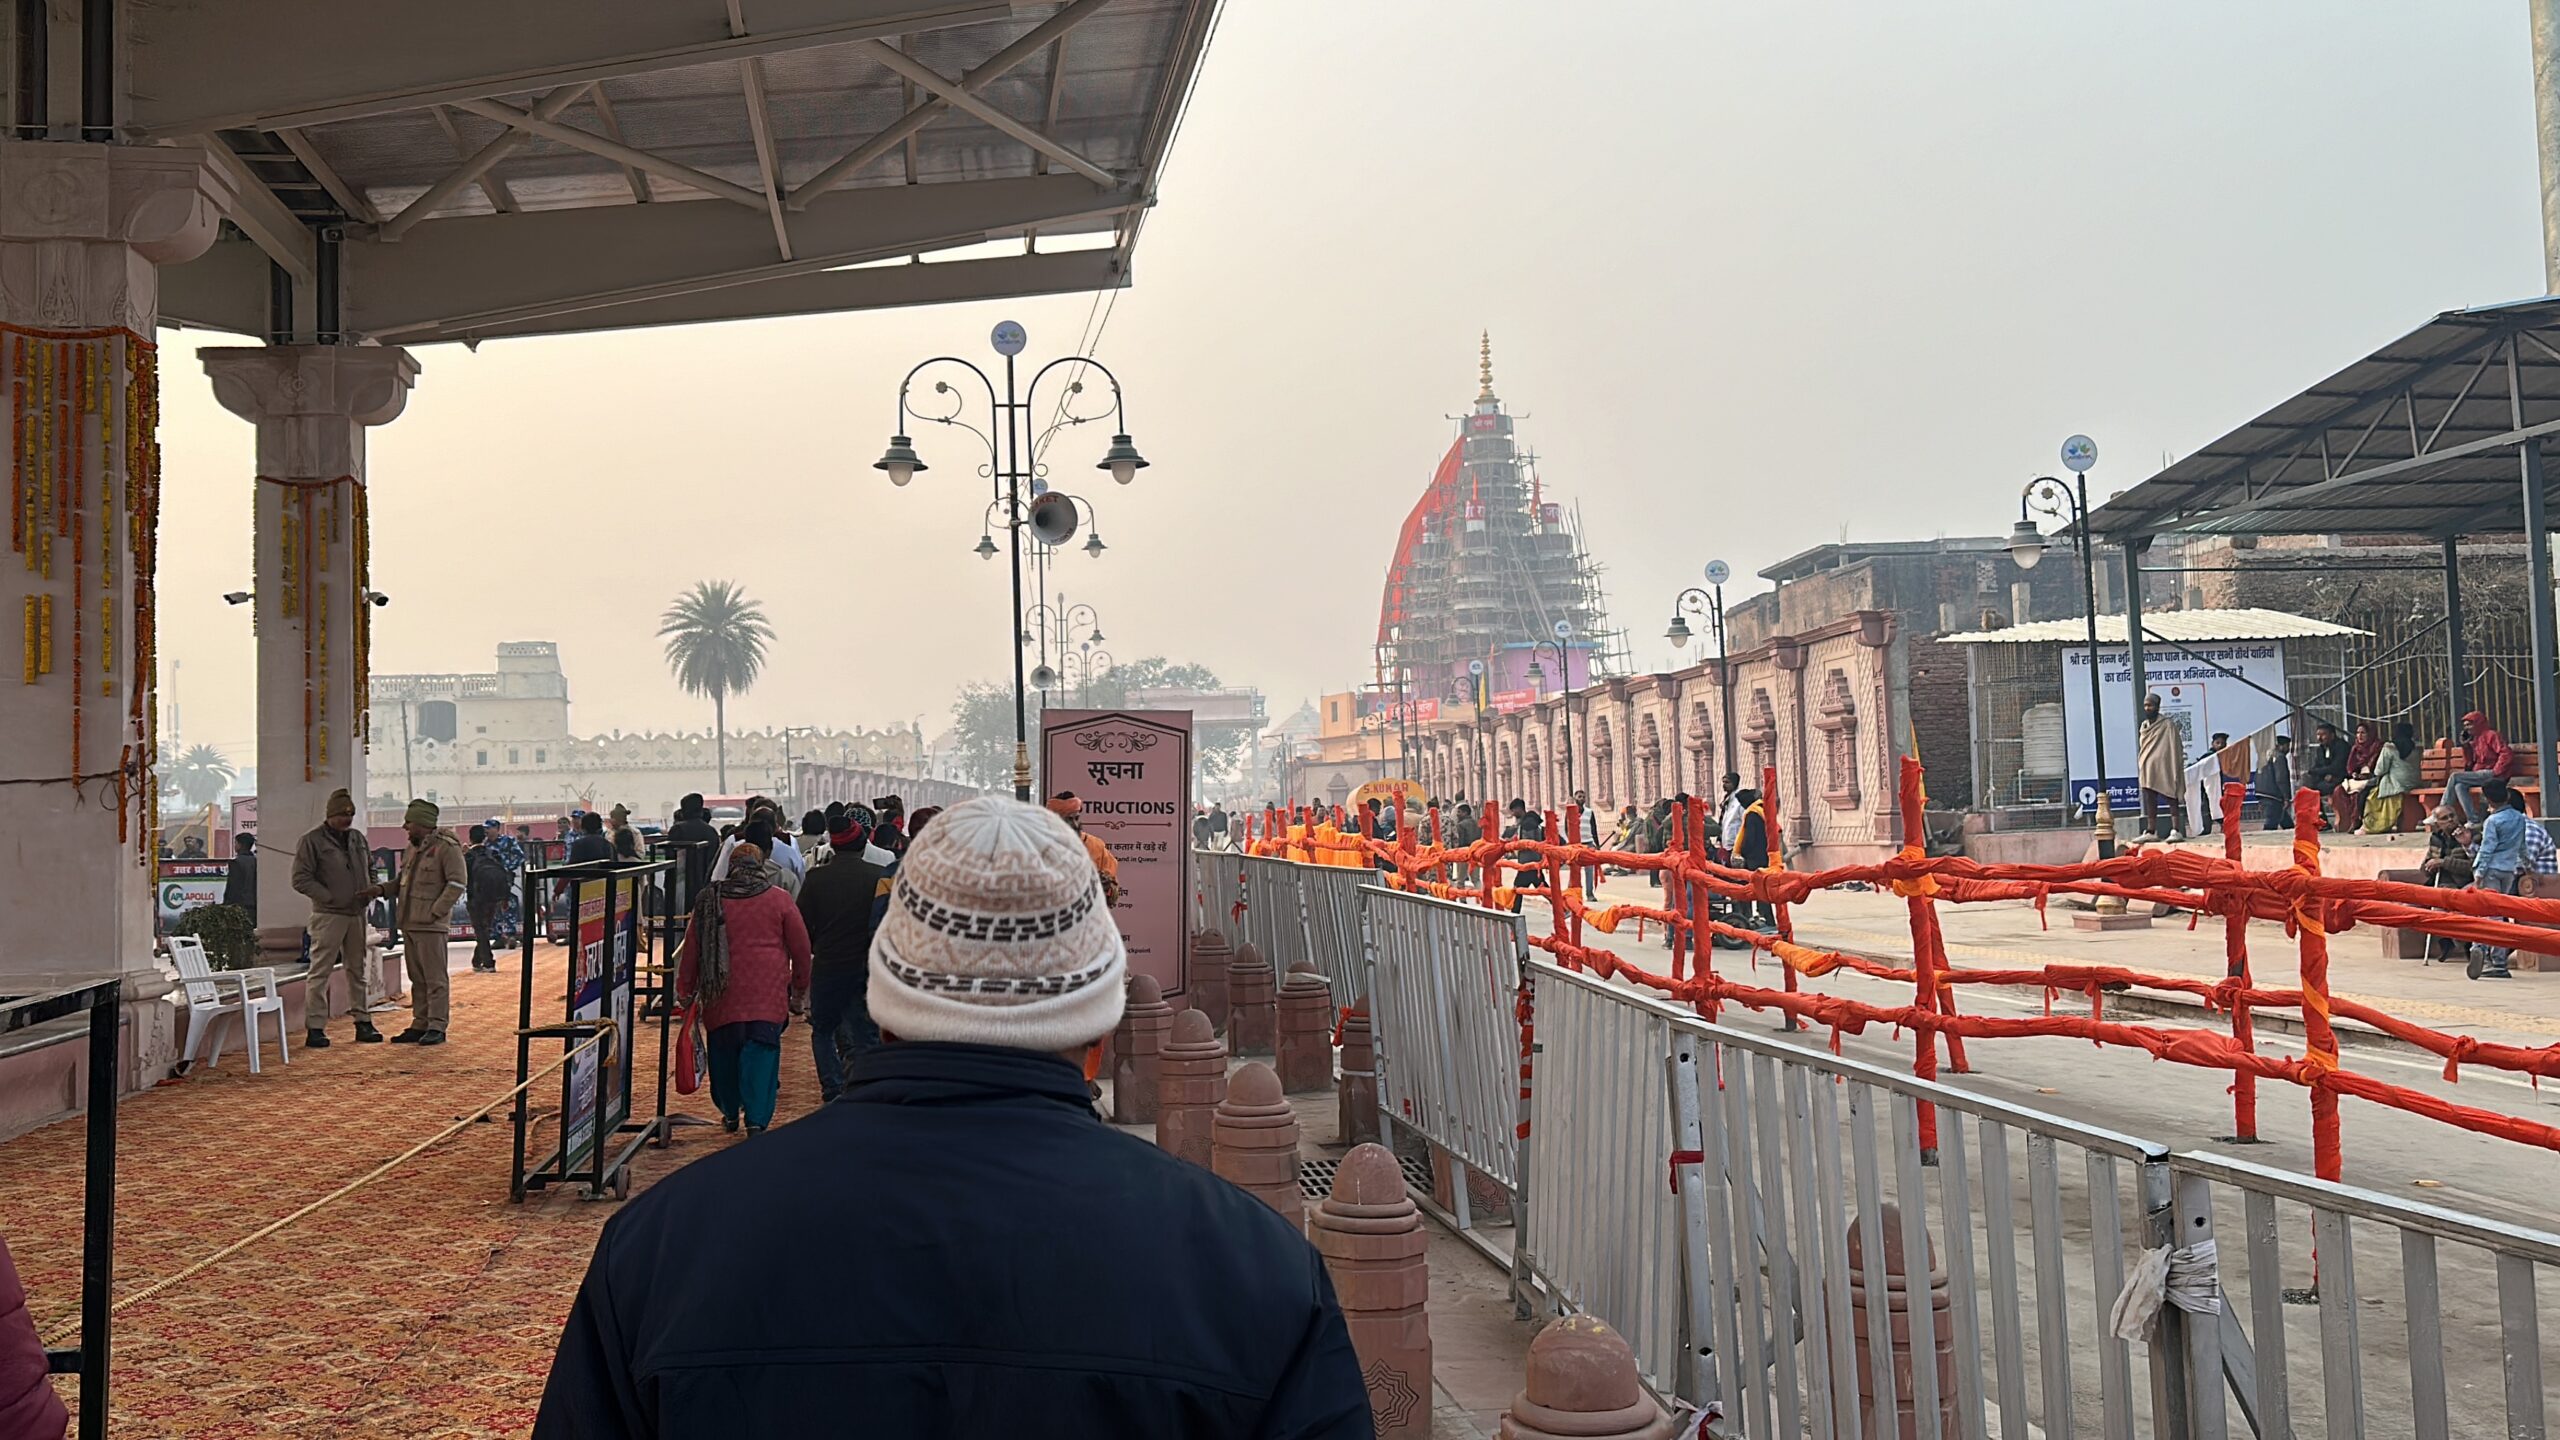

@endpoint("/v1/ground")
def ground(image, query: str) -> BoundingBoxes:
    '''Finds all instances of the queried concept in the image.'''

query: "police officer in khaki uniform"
[391,798,467,1045]
[291,788,385,1048]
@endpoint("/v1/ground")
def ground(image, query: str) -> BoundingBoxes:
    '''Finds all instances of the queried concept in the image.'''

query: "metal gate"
[1360,885,1528,1196]
[1237,854,1307,970]
[1191,847,1242,950]
[1297,861,1370,1006]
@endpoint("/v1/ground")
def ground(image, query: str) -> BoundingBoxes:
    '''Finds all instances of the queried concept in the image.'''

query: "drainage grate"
[1296,1153,1434,1201]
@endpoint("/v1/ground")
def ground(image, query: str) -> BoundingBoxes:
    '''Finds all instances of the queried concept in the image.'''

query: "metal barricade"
[2166,1150,2559,1440]
[1527,959,2177,1436]
[1297,861,1370,1006]
[1237,854,1306,968]
[1191,847,1243,950]
[1361,885,1528,1204]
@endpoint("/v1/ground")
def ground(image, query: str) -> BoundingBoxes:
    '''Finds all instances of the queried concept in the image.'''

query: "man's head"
[1735,788,1760,809]
[515,824,531,839]
[802,808,828,836]
[2211,732,2229,749]
[740,819,778,858]
[2315,722,2337,743]
[235,833,255,854]
[403,798,440,844]
[1046,791,1083,832]
[2430,804,2461,831]
[1721,772,1741,793]
[580,811,605,835]
[2274,735,2292,752]
[870,797,1127,1058]
[469,824,487,845]
[680,792,705,816]
[2144,692,2162,718]
[2486,777,2513,809]
[608,803,631,826]
[1573,789,1589,808]
[2462,710,2486,739]
[2504,785,2532,813]
[325,788,356,832]
[1507,797,1526,816]
[826,802,875,851]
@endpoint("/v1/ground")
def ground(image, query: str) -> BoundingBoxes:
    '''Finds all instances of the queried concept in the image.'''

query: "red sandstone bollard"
[1337,999,1379,1146]
[1191,928,1234,1034]
[1111,973,1175,1125]
[1498,1315,1676,1439]
[1313,1144,1432,1438]
[1156,1008,1228,1168]
[1277,961,1335,1094]
[1212,1062,1306,1228]
[1229,941,1278,1057]
[1847,1203,1961,1440]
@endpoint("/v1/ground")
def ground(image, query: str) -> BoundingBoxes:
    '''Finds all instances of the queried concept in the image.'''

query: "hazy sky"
[156,3,2547,772]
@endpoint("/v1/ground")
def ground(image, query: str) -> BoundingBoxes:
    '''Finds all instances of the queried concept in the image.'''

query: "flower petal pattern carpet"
[0,944,806,1438]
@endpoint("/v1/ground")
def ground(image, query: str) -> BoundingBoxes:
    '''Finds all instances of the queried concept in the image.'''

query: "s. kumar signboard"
[1038,709,1192,1005]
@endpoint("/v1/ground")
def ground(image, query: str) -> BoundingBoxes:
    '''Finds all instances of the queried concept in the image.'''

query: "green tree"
[658,580,774,792]
[948,657,1250,792]
[169,744,235,809]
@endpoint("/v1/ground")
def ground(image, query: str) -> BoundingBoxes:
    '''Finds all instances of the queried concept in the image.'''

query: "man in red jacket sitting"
[2447,709,2518,822]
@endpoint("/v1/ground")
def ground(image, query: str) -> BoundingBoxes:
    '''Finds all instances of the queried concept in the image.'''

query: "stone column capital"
[202,345,421,430]
[0,140,232,264]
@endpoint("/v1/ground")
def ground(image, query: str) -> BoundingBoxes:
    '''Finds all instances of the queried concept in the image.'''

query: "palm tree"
[170,744,235,809]
[659,580,774,792]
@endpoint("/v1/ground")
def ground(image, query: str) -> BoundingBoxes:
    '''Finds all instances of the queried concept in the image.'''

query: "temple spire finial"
[1477,330,1496,403]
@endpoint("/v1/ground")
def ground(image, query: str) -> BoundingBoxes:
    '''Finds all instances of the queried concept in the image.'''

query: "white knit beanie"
[869,796,1127,1052]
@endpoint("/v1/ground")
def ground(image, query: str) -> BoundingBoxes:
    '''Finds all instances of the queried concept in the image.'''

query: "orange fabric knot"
[1587,906,1622,935]
[2206,978,2245,1013]
[1888,843,1940,899]
[2442,1036,2482,1084]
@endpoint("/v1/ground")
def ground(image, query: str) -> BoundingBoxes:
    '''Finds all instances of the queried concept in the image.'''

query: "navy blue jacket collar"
[840,1041,1095,1112]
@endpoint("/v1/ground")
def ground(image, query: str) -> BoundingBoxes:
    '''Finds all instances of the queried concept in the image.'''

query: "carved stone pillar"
[0,141,229,1084]
[200,346,419,964]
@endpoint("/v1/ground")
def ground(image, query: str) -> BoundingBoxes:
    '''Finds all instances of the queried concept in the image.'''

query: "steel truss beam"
[450,96,769,210]
[130,0,1012,135]
[852,38,1114,185]
[345,173,1146,342]
[788,0,1118,208]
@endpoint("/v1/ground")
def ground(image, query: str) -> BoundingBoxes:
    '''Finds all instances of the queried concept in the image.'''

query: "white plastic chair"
[168,935,289,1074]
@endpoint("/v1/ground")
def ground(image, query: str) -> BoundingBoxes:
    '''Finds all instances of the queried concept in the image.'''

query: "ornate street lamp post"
[877,321,1146,800]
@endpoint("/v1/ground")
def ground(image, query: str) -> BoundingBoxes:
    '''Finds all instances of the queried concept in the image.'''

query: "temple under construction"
[1375,336,1627,724]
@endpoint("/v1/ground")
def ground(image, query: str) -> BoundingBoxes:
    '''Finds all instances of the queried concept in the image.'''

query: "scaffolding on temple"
[1373,335,1629,737]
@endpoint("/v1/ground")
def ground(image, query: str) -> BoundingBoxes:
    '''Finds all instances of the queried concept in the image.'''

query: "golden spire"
[1476,330,1496,402]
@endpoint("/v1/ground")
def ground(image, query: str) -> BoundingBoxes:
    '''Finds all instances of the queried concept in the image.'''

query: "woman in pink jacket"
[676,840,812,1135]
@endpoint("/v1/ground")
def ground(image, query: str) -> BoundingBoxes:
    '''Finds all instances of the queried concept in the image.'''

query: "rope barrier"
[1250,758,2560,1175]
[39,1030,614,1346]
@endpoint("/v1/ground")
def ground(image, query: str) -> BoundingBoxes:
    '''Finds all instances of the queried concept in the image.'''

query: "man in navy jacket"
[536,797,1371,1439]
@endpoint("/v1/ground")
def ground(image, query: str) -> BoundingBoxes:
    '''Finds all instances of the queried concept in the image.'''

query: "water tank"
[2022,703,2065,780]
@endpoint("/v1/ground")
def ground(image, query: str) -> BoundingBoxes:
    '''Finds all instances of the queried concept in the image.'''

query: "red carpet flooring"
[0,946,808,1437]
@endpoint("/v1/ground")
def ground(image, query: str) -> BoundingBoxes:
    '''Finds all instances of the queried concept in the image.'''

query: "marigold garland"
[259,474,363,782]
[0,325,161,858]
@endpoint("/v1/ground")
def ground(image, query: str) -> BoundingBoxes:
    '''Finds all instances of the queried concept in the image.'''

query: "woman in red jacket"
[677,840,812,1135]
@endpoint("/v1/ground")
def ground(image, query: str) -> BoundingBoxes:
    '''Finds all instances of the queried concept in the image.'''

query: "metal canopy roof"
[143,0,1218,344]
[1936,607,2366,646]
[2082,296,2560,542]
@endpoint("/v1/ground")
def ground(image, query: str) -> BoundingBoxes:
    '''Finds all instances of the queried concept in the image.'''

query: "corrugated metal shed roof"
[2082,296,2560,540]
[1937,607,2367,646]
